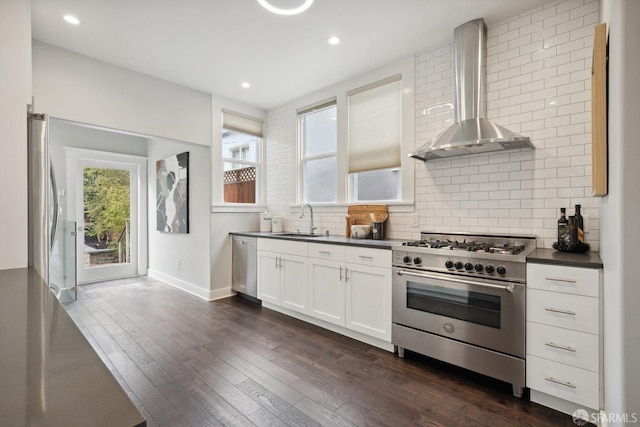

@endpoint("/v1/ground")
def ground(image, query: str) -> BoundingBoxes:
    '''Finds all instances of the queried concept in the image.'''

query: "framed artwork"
[156,152,189,233]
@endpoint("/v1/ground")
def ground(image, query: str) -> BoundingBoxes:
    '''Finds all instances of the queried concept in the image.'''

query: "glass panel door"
[77,162,139,283]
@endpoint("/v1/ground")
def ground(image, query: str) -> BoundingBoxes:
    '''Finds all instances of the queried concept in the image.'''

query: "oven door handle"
[396,270,515,293]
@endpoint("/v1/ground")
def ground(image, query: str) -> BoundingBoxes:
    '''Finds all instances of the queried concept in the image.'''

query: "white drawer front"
[527,289,598,334]
[527,355,599,409]
[527,263,599,297]
[308,243,346,262]
[345,246,391,267]
[258,238,308,256]
[527,322,598,372]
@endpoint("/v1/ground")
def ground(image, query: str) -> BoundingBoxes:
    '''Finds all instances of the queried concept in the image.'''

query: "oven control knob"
[474,263,483,272]
[403,256,411,264]
[485,264,495,274]
[413,257,422,265]
[497,265,507,275]
[464,262,474,271]
[454,261,463,270]
[445,260,454,269]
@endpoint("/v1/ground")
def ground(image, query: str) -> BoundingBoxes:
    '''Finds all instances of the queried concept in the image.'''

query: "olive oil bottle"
[557,208,569,245]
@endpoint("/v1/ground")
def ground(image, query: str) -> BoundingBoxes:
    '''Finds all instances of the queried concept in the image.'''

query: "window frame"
[297,100,338,204]
[214,109,266,211]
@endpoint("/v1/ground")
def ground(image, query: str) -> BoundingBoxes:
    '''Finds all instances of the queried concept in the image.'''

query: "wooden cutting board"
[346,205,388,237]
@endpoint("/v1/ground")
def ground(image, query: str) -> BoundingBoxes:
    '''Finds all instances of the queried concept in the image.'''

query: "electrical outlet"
[411,214,420,228]
[176,259,181,269]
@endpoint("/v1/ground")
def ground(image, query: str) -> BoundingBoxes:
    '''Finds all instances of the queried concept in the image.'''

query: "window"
[298,100,337,203]
[348,75,402,201]
[222,111,263,204]
[294,59,414,207]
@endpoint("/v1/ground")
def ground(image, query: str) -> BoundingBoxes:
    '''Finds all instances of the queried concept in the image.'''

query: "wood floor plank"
[294,397,356,427]
[64,278,576,427]
[182,357,261,415]
[238,378,322,427]
[289,378,344,412]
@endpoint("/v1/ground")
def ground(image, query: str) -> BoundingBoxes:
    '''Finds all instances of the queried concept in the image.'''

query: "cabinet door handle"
[545,342,577,352]
[358,255,373,259]
[278,257,283,269]
[545,277,577,283]
[544,377,576,389]
[318,250,331,254]
[275,256,278,269]
[339,266,343,281]
[545,307,577,316]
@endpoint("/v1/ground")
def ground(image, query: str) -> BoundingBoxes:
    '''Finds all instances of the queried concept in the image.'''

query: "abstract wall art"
[156,152,189,233]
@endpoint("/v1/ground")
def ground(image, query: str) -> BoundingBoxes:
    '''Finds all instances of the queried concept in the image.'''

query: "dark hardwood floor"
[64,277,574,426]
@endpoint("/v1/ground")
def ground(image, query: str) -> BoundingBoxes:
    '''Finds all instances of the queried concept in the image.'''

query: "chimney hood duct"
[410,18,534,161]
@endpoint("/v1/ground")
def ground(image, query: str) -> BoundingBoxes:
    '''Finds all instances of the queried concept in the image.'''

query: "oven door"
[392,267,525,358]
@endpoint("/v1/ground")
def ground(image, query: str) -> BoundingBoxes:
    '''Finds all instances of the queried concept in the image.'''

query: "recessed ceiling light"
[256,0,313,15]
[63,15,80,25]
[241,82,251,89]
[328,36,341,45]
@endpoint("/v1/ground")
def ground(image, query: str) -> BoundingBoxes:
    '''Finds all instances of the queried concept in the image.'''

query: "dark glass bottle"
[569,216,579,245]
[575,204,584,243]
[557,208,569,245]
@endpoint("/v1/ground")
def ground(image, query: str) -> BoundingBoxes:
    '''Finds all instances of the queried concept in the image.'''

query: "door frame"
[66,147,148,283]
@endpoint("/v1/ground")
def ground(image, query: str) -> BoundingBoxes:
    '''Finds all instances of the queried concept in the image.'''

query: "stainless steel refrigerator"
[27,112,77,302]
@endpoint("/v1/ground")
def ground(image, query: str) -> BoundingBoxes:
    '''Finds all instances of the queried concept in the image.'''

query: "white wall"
[0,0,31,269]
[599,0,640,422]
[147,138,212,299]
[265,0,600,251]
[32,41,212,147]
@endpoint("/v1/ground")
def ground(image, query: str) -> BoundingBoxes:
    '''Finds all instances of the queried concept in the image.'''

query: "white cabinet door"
[257,251,280,305]
[309,258,345,327]
[280,254,309,314]
[345,264,391,341]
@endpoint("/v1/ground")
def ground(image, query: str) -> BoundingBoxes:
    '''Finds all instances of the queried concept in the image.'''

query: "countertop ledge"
[230,231,403,249]
[527,248,603,269]
[0,268,146,427]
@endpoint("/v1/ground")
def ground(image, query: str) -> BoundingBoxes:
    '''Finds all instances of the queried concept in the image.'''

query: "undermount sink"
[274,232,323,238]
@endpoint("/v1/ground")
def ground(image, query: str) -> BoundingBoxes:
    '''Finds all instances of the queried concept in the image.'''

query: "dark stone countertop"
[230,231,404,249]
[527,248,603,269]
[0,268,145,427]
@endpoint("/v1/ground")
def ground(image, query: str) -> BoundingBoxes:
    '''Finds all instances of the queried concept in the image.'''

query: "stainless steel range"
[392,231,536,397]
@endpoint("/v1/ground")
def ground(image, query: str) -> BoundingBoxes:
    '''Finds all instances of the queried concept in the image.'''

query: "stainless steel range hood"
[410,18,534,161]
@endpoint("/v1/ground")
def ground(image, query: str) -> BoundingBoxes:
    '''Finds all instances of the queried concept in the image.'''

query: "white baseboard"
[147,269,233,301]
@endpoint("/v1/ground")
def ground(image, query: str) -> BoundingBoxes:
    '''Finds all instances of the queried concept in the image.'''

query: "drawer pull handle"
[318,251,331,254]
[544,377,576,389]
[545,342,577,352]
[545,277,577,283]
[358,255,373,259]
[545,307,577,316]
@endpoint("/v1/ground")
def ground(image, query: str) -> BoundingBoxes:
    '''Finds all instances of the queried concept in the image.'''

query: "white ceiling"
[31,0,556,111]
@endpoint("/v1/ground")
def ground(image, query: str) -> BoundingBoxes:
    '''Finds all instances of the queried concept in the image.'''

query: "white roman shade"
[347,75,402,173]
[222,110,264,138]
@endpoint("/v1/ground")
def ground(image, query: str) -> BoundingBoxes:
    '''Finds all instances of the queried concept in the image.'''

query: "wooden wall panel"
[592,23,608,196]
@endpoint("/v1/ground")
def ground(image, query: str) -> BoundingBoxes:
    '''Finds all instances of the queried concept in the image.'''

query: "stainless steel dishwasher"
[231,235,259,301]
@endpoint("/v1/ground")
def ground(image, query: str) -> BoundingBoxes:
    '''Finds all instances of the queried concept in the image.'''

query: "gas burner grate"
[401,239,527,255]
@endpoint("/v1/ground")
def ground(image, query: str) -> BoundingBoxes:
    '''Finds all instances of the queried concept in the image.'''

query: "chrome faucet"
[299,204,317,235]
